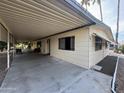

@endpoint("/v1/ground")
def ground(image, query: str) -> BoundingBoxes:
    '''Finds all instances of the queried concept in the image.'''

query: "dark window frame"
[95,36,102,51]
[59,36,75,51]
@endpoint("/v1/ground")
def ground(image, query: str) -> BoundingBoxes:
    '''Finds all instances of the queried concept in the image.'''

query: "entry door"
[47,39,50,55]
[37,41,41,48]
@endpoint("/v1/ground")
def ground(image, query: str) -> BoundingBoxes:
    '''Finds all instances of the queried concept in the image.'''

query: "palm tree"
[116,0,120,47]
[92,0,103,21]
[81,0,91,10]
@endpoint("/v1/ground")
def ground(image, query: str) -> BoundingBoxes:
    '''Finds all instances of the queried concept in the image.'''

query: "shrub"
[121,45,124,54]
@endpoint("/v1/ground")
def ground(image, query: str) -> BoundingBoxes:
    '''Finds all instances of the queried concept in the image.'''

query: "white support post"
[7,31,10,69]
[12,36,15,58]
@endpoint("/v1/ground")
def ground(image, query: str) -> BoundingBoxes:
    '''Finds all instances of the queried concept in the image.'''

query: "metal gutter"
[64,0,111,30]
[63,0,94,24]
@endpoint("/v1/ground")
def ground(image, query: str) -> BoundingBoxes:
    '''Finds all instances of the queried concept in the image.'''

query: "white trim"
[13,37,15,58]
[7,31,10,69]
[111,56,119,93]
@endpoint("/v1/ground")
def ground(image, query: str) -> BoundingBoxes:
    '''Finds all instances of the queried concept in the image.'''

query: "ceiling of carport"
[0,0,94,40]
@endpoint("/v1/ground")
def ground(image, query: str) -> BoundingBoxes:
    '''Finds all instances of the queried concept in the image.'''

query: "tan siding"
[40,39,47,54]
[34,25,111,69]
[50,28,89,68]
[89,26,110,67]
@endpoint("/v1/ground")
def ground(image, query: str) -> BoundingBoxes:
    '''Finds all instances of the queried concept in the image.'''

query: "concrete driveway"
[0,54,112,93]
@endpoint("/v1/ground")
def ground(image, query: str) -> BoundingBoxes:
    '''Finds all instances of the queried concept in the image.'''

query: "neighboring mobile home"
[0,0,114,69]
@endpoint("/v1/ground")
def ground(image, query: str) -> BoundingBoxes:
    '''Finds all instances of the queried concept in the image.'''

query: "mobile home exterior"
[32,24,113,69]
[0,0,114,69]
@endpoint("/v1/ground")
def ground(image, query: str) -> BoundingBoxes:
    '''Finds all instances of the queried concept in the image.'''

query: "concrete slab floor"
[0,54,112,93]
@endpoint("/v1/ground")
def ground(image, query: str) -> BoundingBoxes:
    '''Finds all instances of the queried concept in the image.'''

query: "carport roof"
[0,0,111,41]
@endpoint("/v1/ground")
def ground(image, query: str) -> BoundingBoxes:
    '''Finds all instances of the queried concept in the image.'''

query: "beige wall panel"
[89,26,110,67]
[50,27,90,68]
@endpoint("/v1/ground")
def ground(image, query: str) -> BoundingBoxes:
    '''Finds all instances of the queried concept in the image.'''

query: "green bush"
[0,41,7,52]
[121,45,124,54]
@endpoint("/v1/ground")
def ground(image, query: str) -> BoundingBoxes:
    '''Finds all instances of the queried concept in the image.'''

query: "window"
[59,36,75,51]
[95,36,102,51]
[0,41,7,52]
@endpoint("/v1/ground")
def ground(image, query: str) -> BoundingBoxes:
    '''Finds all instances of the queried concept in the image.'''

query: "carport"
[0,0,113,93]
[0,0,97,69]
[0,54,86,93]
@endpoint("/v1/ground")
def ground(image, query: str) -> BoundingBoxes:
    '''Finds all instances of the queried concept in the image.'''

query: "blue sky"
[76,0,124,43]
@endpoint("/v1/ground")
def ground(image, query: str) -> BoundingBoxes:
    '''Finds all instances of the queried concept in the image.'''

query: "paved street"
[116,55,124,93]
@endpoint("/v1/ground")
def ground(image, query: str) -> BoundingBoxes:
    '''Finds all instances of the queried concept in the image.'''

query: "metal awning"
[92,33,112,43]
[0,0,112,41]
